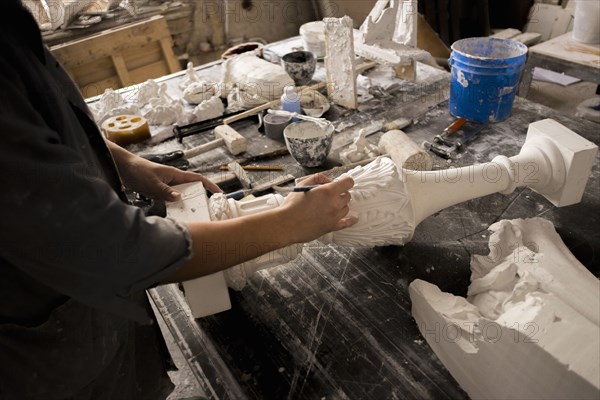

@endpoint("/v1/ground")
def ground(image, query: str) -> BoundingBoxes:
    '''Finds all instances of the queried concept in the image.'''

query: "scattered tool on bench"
[142,125,247,168]
[225,174,296,200]
[227,162,253,190]
[434,117,467,147]
[220,165,283,171]
[423,123,488,159]
[172,111,247,143]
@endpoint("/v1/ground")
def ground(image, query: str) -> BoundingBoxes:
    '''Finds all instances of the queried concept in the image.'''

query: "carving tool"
[172,111,245,143]
[225,174,296,200]
[142,125,247,168]
[292,185,319,192]
[219,165,284,171]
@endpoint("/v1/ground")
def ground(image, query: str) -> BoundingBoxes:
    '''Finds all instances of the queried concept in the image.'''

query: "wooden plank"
[128,61,170,85]
[124,43,163,71]
[51,16,164,68]
[79,76,122,98]
[50,15,181,92]
[159,37,181,73]
[71,57,115,86]
[111,54,132,87]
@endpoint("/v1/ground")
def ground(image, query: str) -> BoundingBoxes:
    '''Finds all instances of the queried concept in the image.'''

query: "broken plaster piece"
[91,88,140,124]
[340,129,381,165]
[355,0,430,80]
[409,218,600,399]
[191,95,224,122]
[182,80,220,105]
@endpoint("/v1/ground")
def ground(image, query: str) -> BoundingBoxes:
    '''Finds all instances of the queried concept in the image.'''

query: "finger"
[156,181,181,202]
[299,173,332,186]
[339,191,352,203]
[333,215,359,231]
[331,176,354,192]
[177,170,223,194]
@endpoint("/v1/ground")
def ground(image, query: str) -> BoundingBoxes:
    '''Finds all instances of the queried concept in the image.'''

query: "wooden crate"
[50,15,181,98]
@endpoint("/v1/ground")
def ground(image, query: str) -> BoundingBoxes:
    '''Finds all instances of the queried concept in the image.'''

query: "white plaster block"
[182,272,231,318]
[525,118,598,206]
[166,182,232,317]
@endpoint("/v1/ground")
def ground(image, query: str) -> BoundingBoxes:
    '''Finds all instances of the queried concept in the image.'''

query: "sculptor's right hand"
[279,173,358,244]
[164,173,358,283]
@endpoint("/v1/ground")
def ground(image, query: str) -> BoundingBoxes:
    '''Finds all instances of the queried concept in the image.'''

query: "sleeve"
[0,63,192,323]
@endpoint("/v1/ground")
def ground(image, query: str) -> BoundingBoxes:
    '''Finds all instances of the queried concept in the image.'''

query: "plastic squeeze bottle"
[281,86,301,121]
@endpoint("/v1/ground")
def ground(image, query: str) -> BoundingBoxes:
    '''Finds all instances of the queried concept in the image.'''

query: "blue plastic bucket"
[449,37,528,123]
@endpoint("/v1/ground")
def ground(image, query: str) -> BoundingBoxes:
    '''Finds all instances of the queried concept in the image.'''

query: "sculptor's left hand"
[106,141,222,201]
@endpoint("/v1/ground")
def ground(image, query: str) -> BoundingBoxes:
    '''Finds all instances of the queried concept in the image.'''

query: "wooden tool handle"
[183,138,225,159]
[444,117,467,134]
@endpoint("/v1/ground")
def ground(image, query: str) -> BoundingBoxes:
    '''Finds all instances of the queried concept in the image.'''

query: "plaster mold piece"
[182,80,220,105]
[355,0,430,81]
[221,53,293,107]
[91,88,140,124]
[191,95,225,123]
[166,182,231,318]
[136,79,163,106]
[409,218,600,399]
[340,129,381,165]
[324,16,359,110]
[142,88,184,126]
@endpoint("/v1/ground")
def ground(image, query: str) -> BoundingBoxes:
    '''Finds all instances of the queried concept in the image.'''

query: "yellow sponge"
[101,115,151,146]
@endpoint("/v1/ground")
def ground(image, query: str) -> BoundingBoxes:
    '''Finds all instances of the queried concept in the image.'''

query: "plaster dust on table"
[410,218,600,400]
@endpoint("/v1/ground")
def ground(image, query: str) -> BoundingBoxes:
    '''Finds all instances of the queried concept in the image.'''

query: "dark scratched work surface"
[143,66,599,399]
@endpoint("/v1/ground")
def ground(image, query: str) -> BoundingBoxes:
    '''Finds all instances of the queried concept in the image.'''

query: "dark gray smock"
[0,2,193,398]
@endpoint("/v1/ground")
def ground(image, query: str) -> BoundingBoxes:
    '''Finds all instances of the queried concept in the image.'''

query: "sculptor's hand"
[280,173,358,243]
[106,141,222,201]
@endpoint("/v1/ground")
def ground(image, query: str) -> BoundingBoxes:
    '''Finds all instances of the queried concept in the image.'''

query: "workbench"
[95,50,600,399]
[518,32,600,97]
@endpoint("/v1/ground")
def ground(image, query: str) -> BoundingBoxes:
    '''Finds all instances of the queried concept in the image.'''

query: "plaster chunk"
[182,80,220,105]
[410,218,600,399]
[90,88,140,124]
[221,53,293,107]
[191,95,224,123]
